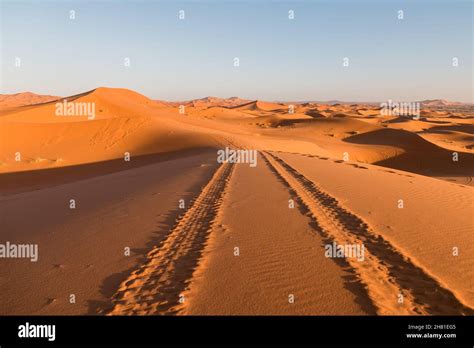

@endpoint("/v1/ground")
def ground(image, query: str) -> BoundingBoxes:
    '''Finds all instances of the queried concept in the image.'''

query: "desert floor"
[0,88,472,315]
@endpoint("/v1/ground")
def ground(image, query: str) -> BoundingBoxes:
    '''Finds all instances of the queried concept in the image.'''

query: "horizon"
[1,87,472,105]
[1,0,472,103]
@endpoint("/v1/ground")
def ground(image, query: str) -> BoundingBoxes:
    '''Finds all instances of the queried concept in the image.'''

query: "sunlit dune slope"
[0,88,220,173]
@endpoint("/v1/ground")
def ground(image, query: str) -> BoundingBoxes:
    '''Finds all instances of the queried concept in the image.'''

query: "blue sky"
[1,0,472,102]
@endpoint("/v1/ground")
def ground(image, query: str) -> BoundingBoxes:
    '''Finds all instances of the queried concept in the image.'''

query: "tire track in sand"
[261,151,473,315]
[108,161,235,315]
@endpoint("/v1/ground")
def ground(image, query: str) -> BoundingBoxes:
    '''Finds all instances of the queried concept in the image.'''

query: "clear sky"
[1,0,472,102]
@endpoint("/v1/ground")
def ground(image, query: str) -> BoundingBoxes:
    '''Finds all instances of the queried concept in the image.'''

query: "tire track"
[262,151,473,315]
[108,161,235,315]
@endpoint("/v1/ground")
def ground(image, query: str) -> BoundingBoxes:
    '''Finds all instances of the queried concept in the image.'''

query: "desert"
[0,87,472,315]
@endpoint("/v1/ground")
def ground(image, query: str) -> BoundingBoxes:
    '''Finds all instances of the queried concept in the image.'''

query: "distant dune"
[420,99,467,107]
[0,92,60,107]
[191,96,251,108]
[156,96,252,109]
[232,100,288,112]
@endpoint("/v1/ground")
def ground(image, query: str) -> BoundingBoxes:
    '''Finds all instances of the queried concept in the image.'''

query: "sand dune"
[420,99,466,107]
[190,96,250,108]
[232,100,288,113]
[0,92,59,107]
[1,88,472,315]
[343,128,474,177]
[0,88,221,174]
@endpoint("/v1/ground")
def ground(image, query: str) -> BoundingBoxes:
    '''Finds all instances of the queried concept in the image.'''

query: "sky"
[0,0,472,102]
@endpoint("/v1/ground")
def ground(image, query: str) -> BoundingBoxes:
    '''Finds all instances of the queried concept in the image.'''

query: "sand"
[0,88,472,315]
[0,92,59,108]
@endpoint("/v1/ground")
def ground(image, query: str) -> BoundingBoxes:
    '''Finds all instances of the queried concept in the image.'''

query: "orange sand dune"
[0,87,472,316]
[0,88,221,174]
[0,92,59,107]
[232,100,288,112]
[190,96,250,108]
